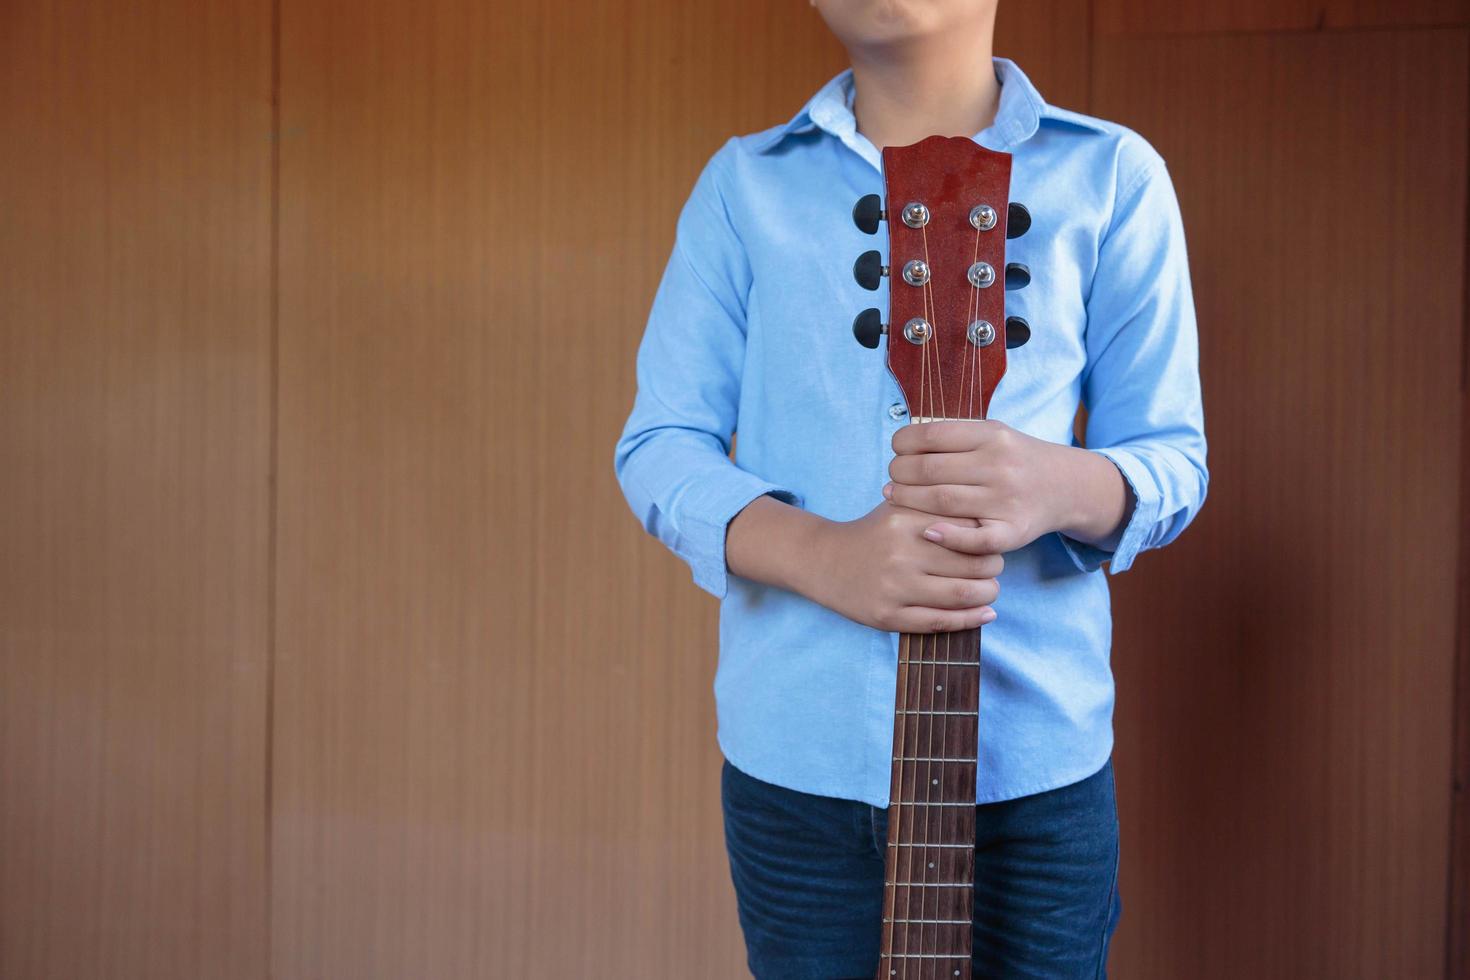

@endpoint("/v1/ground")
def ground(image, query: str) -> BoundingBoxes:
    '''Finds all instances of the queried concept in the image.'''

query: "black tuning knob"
[853,250,885,291]
[1007,203,1031,239]
[1005,316,1031,349]
[1004,262,1030,290]
[852,308,886,349]
[852,194,884,235]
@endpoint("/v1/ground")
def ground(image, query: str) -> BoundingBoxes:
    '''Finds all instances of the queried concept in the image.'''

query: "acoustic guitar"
[849,135,1032,979]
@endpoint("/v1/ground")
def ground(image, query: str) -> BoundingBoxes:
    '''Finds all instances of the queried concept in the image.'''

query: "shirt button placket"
[887,402,907,422]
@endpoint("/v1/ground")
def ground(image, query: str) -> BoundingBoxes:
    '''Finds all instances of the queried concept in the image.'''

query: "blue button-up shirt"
[613,58,1207,805]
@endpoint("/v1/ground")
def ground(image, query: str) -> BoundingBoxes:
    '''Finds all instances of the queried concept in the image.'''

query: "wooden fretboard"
[876,627,980,980]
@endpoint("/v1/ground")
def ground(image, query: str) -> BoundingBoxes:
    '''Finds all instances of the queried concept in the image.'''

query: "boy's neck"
[848,30,1000,152]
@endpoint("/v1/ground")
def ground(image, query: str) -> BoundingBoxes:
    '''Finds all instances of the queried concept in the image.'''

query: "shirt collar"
[751,56,1081,154]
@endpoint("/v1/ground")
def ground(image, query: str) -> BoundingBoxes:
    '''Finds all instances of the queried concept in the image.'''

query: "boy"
[613,1,1207,976]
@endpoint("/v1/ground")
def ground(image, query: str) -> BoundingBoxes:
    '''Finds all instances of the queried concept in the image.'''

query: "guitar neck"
[877,627,981,980]
[845,133,1022,978]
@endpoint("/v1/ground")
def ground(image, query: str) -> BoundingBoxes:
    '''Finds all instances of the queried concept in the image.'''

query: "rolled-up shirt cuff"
[685,476,802,598]
[1056,446,1161,574]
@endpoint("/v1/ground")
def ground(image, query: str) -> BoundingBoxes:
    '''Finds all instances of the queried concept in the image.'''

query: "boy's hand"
[803,502,1002,634]
[884,419,1125,557]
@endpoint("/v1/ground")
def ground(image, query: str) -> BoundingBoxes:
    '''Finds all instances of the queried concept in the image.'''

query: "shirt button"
[887,403,907,421]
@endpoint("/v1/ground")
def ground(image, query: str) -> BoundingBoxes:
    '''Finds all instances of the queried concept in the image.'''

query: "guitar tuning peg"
[852,308,886,348]
[853,250,887,291]
[1005,316,1031,349]
[852,194,884,235]
[1004,262,1030,290]
[1007,202,1031,239]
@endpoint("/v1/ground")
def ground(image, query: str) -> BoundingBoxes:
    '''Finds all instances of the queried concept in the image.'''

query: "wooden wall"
[1096,24,1467,980]
[0,1,273,977]
[1,1,1466,978]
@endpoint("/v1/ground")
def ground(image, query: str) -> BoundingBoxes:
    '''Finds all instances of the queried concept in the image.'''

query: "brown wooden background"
[2,1,1467,977]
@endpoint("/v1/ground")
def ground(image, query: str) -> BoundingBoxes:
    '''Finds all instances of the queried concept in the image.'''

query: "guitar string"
[893,215,929,980]
[941,630,953,974]
[963,208,989,977]
[911,215,946,975]
[912,221,937,976]
[893,633,912,977]
[957,221,981,970]
[917,223,942,970]
[962,212,986,978]
[947,211,986,977]
[964,221,983,419]
[920,225,945,422]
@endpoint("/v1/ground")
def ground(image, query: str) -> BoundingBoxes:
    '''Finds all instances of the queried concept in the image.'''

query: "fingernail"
[882,482,893,499]
[923,527,943,542]
[980,609,997,625]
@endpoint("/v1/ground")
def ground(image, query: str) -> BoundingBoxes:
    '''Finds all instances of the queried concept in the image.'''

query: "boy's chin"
[813,0,995,49]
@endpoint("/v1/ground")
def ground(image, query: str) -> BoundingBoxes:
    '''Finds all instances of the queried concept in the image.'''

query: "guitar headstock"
[851,136,1032,421]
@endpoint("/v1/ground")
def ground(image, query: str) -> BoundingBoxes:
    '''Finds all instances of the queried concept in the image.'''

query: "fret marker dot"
[932,778,939,785]
[928,861,935,868]
[936,684,943,691]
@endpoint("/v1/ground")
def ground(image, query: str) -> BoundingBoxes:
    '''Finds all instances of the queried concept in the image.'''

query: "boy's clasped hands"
[805,419,1110,635]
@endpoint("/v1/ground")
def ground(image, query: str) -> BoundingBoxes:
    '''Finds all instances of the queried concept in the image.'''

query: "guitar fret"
[884,918,971,925]
[884,881,971,887]
[888,841,971,848]
[881,952,971,958]
[899,660,978,666]
[894,757,973,762]
[895,801,973,807]
[895,709,977,716]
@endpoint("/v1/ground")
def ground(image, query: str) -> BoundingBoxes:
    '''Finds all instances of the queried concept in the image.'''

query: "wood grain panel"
[1093,29,1467,979]
[1096,0,1468,35]
[0,1,273,978]
[269,3,843,978]
[995,0,1091,110]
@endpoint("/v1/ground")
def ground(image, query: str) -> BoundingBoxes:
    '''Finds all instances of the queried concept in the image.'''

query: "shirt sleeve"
[1057,150,1209,574]
[613,144,801,599]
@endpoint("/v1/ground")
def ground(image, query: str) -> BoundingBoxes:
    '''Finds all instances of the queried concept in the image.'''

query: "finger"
[893,605,998,634]
[892,419,1001,456]
[921,521,1012,556]
[904,573,1000,611]
[882,501,981,530]
[884,481,980,518]
[923,548,1004,581]
[888,451,982,488]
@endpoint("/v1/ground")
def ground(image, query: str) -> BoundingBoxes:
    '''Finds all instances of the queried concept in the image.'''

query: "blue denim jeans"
[720,757,1121,980]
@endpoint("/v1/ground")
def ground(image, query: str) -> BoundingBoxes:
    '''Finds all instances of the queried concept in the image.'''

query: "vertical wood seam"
[1445,29,1470,980]
[265,0,281,975]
